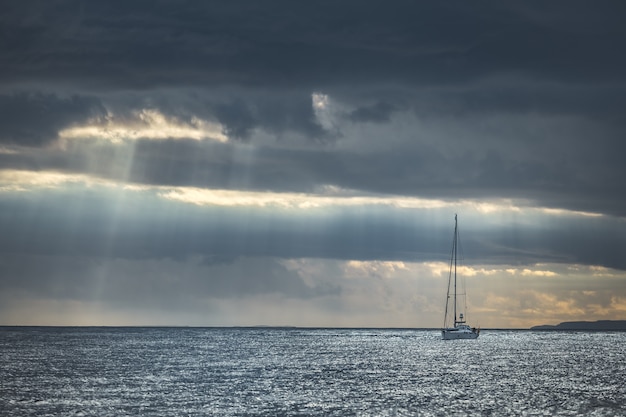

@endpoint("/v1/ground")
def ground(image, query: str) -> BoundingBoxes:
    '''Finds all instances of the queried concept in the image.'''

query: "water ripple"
[1,328,624,416]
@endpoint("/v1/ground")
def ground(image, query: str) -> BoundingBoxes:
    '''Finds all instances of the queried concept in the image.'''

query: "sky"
[1,1,625,328]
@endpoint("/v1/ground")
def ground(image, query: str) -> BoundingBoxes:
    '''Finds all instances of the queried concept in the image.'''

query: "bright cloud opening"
[0,169,611,222]
[60,109,228,143]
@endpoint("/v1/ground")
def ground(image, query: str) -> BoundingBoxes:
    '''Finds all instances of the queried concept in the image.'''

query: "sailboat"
[442,214,480,340]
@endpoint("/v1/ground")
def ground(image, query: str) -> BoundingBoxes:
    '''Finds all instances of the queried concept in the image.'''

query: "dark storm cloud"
[1,189,625,271]
[213,99,257,141]
[348,102,397,124]
[3,1,626,327]
[0,254,338,307]
[402,82,626,126]
[210,94,330,141]
[2,1,625,89]
[0,92,106,146]
[2,0,626,154]
[0,1,624,259]
[2,126,625,218]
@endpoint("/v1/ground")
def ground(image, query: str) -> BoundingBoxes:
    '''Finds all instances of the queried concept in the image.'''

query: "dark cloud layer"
[1,190,625,271]
[2,1,625,89]
[0,92,105,146]
[211,94,330,141]
[3,131,625,218]
[348,102,397,124]
[0,253,338,308]
[1,0,625,298]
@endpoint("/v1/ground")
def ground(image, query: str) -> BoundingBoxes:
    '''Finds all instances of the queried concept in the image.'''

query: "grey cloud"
[0,254,339,312]
[0,1,624,257]
[213,99,257,140]
[0,92,106,146]
[254,95,331,141]
[198,257,340,299]
[210,93,330,141]
[1,0,625,202]
[348,102,397,124]
[1,116,625,218]
[2,1,625,90]
[2,1,626,327]
[402,82,626,127]
[1,190,625,271]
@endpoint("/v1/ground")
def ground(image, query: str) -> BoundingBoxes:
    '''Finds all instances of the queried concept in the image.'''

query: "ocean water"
[1,327,624,416]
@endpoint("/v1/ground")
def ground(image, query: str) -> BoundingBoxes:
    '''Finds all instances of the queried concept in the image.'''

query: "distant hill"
[531,320,626,331]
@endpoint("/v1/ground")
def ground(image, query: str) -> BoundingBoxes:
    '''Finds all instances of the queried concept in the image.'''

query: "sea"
[1,327,624,416]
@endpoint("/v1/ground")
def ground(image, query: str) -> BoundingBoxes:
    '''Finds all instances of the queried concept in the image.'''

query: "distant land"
[531,320,626,331]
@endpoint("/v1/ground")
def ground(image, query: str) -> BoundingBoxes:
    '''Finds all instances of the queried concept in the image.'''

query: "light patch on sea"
[1,327,624,416]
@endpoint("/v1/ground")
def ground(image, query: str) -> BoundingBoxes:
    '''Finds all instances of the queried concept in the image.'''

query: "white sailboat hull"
[441,329,479,340]
[442,327,480,340]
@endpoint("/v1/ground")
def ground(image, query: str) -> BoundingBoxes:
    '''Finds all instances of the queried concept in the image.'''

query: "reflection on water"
[1,328,624,416]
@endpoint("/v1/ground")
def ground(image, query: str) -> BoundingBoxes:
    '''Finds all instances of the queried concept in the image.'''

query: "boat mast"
[453,214,458,326]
